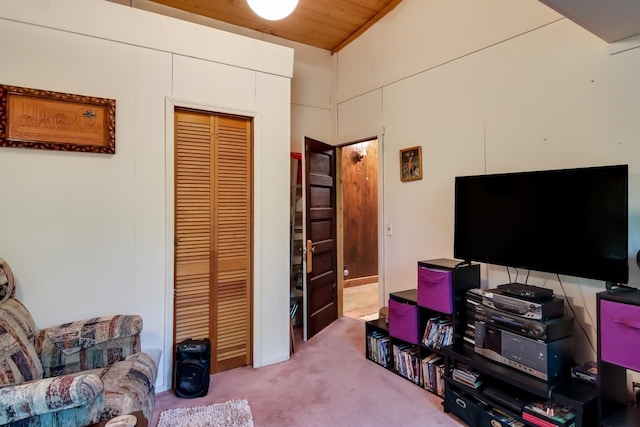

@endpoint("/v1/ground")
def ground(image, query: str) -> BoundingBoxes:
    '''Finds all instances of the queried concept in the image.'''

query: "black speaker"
[174,338,211,398]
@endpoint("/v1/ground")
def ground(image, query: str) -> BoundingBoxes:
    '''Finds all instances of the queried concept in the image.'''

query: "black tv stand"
[605,281,637,294]
[455,259,472,268]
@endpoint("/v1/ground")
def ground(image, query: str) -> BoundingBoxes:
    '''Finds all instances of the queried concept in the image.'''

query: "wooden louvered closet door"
[174,109,252,373]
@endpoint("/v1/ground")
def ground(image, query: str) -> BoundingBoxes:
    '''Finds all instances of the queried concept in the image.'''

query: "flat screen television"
[454,164,629,284]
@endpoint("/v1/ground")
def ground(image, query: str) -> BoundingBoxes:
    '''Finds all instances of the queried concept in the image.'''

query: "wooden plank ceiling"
[147,0,404,53]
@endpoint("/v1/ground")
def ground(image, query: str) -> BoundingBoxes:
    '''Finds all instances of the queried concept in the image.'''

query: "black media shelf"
[445,344,598,426]
[443,376,532,426]
[364,259,598,426]
[597,290,640,427]
[366,317,388,334]
[365,318,425,387]
[601,405,640,427]
[365,318,391,369]
[444,344,561,397]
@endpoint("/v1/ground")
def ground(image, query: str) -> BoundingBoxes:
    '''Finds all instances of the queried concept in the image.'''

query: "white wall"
[289,39,334,151]
[116,0,334,151]
[0,0,293,391]
[336,0,640,364]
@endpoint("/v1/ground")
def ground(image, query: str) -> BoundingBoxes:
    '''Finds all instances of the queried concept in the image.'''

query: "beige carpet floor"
[343,282,379,320]
[152,317,465,427]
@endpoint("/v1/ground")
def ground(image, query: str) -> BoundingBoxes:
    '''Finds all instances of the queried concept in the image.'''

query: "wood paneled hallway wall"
[341,139,378,289]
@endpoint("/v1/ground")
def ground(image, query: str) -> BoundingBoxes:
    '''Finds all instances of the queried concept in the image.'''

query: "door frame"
[337,137,380,314]
[164,98,263,387]
[336,136,383,316]
[300,132,385,339]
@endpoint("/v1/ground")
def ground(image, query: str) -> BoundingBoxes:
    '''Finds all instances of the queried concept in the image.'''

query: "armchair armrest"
[35,315,143,377]
[0,373,104,425]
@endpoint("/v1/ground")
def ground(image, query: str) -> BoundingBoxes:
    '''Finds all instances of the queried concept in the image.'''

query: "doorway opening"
[340,138,379,321]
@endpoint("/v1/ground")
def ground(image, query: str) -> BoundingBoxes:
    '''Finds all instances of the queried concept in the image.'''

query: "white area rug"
[158,399,254,427]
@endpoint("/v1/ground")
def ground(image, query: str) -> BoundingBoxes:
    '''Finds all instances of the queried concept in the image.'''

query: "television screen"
[454,165,628,284]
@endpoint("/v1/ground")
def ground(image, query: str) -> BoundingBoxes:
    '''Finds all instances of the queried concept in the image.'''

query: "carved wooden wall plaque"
[0,85,116,154]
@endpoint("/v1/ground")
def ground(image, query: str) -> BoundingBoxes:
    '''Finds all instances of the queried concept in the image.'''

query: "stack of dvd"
[452,364,483,389]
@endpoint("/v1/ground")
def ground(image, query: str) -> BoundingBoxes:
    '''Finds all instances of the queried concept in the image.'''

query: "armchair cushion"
[0,299,42,385]
[0,373,104,425]
[93,352,157,421]
[0,257,15,303]
[35,315,142,378]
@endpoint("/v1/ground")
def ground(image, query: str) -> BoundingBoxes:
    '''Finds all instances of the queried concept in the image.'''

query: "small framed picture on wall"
[400,146,422,182]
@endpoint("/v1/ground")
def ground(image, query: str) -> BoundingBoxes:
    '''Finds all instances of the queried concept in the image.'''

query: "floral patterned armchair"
[0,258,158,426]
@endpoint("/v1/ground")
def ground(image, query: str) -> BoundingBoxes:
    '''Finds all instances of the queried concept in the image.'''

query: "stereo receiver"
[474,321,572,381]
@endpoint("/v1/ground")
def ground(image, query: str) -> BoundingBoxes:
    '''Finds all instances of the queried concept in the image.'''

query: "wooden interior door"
[174,109,252,373]
[305,137,338,339]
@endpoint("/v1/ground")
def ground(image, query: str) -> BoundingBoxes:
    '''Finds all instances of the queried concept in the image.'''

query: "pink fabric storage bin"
[388,299,418,344]
[417,265,453,314]
[600,299,640,372]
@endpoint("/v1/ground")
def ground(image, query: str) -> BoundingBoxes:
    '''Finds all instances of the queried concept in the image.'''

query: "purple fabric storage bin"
[600,299,640,372]
[417,265,453,314]
[388,299,418,344]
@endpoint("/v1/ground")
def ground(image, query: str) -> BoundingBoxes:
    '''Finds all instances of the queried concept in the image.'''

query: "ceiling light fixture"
[247,0,299,21]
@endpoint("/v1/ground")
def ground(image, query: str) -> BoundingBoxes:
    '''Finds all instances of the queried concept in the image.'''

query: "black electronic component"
[174,338,211,398]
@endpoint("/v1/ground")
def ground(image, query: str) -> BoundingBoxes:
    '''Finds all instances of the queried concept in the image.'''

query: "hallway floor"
[343,282,379,320]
